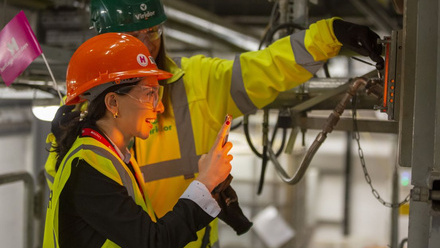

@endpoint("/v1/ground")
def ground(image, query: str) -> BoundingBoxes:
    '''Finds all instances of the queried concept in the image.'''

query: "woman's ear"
[104,93,119,117]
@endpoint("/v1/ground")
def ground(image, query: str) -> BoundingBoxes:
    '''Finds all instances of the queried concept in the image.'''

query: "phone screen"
[223,114,232,147]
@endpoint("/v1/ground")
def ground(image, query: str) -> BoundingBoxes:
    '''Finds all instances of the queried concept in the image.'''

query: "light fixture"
[32,105,59,122]
[164,6,260,51]
[165,28,212,49]
[32,99,60,122]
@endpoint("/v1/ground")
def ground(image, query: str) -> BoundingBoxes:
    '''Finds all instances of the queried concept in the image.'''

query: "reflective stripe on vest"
[44,137,156,248]
[56,143,139,202]
[230,31,325,115]
[231,55,258,115]
[84,144,138,200]
[290,31,325,74]
[81,142,156,222]
[140,57,201,182]
[45,168,54,187]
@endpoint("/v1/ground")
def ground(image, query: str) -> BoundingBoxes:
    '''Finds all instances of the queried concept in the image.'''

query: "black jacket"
[58,157,214,248]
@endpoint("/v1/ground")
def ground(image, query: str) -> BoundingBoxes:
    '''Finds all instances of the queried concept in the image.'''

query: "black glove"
[333,19,385,70]
[51,105,80,141]
[212,175,253,235]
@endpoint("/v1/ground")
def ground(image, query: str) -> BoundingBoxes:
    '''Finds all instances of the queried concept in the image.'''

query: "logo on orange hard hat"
[149,56,156,65]
[137,54,149,67]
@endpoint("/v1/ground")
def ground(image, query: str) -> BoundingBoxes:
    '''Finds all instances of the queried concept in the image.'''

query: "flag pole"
[41,53,65,105]
[2,0,6,27]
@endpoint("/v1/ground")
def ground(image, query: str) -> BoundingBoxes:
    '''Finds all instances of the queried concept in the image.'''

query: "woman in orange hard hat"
[42,32,233,248]
[44,1,385,247]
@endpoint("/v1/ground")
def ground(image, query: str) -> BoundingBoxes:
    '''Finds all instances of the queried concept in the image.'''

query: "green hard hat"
[90,0,167,34]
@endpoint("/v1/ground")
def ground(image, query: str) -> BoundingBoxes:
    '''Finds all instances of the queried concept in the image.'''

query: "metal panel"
[398,0,418,168]
[406,0,440,247]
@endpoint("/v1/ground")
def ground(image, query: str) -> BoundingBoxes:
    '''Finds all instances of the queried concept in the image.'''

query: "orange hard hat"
[65,32,172,105]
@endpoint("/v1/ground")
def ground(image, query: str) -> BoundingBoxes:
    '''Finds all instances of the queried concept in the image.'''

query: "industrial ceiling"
[0,0,402,100]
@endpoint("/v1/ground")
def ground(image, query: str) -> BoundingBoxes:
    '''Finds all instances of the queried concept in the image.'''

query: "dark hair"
[52,83,134,171]
[155,36,172,120]
[156,35,166,71]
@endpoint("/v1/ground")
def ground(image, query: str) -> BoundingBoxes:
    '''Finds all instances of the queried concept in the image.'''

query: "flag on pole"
[0,11,43,86]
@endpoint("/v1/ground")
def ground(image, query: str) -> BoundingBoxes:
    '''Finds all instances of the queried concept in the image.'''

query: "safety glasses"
[115,84,164,109]
[125,25,163,41]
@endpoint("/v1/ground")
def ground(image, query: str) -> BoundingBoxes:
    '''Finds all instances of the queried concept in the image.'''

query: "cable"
[243,114,263,158]
[245,109,290,194]
[323,62,331,78]
[261,22,305,49]
[259,0,280,49]
[230,120,242,131]
[270,126,287,157]
[257,109,270,195]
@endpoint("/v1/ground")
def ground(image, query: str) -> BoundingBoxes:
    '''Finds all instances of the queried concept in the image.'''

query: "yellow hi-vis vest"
[43,136,156,248]
[135,18,342,248]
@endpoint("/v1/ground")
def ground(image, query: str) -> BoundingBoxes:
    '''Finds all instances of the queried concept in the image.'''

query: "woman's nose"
[154,101,164,113]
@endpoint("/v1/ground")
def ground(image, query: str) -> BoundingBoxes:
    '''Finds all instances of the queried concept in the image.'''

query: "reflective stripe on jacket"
[44,133,57,190]
[43,136,156,248]
[135,18,341,248]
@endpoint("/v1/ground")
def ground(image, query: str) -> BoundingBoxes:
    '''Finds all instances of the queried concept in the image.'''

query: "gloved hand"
[51,105,80,141]
[333,19,385,70]
[212,175,253,235]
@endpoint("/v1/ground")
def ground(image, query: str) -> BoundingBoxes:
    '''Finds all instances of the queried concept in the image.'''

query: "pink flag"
[0,11,43,86]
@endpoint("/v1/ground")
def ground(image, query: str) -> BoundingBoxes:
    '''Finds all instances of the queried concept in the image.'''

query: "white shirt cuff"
[180,180,221,217]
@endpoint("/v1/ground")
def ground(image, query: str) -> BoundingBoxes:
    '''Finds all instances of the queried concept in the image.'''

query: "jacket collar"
[162,55,185,85]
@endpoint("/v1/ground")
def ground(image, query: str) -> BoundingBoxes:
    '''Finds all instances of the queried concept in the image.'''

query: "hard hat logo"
[135,11,156,21]
[91,0,167,34]
[137,54,149,67]
[149,56,156,65]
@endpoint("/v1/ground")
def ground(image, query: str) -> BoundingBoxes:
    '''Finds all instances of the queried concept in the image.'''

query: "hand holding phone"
[212,114,233,194]
[197,114,233,192]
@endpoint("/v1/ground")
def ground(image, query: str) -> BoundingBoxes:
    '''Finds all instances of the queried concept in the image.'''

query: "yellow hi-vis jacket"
[134,18,342,248]
[43,136,156,248]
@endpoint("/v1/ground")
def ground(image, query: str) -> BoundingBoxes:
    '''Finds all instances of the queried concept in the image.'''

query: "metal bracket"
[411,186,430,202]
[411,172,440,213]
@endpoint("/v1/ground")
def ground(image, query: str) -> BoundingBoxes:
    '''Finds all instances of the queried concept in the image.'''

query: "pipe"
[391,165,399,248]
[343,132,353,236]
[269,77,370,185]
[399,238,408,248]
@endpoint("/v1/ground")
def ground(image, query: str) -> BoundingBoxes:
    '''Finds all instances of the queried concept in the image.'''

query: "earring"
[113,112,119,119]
[79,111,88,121]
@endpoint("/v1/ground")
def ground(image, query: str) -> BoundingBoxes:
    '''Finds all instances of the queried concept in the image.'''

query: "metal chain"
[352,97,410,208]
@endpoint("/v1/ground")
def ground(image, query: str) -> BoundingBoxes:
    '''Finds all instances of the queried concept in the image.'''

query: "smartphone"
[212,114,233,194]
[222,114,232,147]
